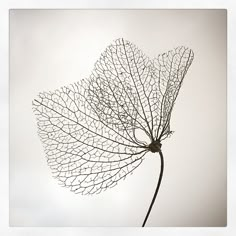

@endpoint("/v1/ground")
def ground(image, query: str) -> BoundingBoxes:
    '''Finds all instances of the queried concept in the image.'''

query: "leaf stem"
[142,150,164,227]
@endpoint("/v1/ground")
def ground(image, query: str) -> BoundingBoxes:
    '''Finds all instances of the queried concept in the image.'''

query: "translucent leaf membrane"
[33,38,194,195]
[153,46,194,140]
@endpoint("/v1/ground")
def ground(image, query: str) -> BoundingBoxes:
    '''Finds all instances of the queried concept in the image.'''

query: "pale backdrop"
[10,9,226,226]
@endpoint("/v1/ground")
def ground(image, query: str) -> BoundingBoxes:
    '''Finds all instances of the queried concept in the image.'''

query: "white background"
[9,9,226,227]
[1,0,236,235]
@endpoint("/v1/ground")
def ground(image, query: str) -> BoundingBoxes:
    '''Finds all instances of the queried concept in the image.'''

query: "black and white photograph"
[9,9,226,227]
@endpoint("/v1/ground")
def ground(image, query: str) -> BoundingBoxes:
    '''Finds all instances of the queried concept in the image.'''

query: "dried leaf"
[33,38,194,195]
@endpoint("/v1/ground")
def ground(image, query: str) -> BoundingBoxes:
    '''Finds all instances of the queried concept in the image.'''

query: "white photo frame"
[1,0,236,235]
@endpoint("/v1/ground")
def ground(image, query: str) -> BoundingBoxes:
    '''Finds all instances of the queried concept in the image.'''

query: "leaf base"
[148,140,162,153]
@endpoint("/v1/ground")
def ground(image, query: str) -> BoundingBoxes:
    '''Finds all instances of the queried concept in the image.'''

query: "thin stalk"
[142,151,164,227]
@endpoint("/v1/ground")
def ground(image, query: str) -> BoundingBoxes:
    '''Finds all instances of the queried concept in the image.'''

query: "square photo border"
[1,0,235,235]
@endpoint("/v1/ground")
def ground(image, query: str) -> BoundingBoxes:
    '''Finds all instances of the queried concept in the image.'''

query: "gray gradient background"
[10,10,226,226]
